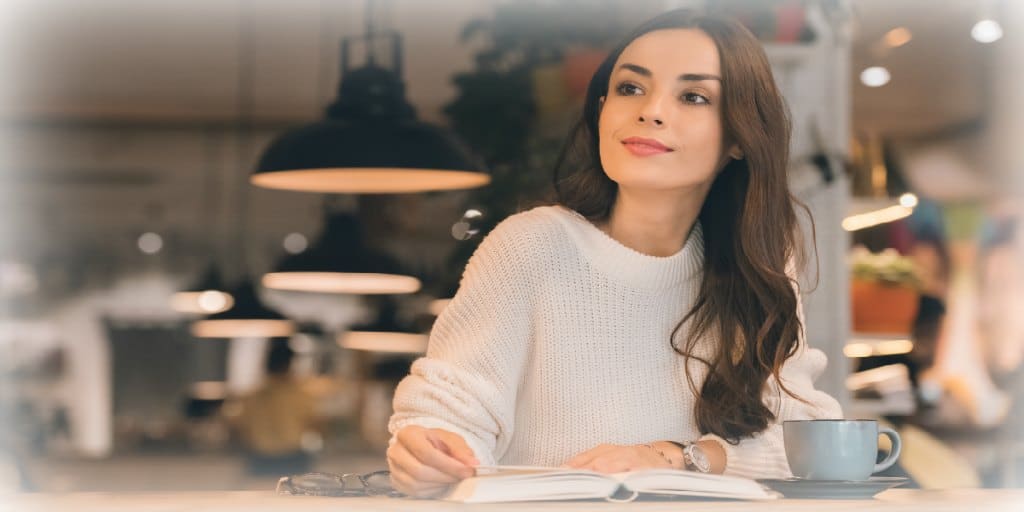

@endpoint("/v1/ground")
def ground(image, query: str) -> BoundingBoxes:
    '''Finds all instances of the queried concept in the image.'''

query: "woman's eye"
[682,92,710,105]
[615,82,643,96]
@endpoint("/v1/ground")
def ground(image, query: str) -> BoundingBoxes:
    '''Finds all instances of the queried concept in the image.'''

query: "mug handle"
[873,427,902,473]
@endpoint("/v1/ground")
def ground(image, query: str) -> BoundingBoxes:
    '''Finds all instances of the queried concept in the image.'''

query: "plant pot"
[851,279,919,334]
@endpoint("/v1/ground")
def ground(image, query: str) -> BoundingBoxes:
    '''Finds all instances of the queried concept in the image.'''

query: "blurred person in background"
[229,338,320,477]
[978,203,1024,382]
[906,230,949,389]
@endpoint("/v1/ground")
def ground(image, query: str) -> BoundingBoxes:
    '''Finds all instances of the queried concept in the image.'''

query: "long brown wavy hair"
[553,9,814,443]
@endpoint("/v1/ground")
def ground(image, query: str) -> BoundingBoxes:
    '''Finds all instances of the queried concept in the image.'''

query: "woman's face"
[598,28,735,193]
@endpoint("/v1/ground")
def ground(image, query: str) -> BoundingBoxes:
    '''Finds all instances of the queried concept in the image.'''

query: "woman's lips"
[621,137,673,157]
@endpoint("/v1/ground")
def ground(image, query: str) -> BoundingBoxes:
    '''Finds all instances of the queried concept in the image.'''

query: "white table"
[5,489,1024,512]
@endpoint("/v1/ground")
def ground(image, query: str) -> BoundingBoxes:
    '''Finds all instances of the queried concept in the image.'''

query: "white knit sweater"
[389,205,842,479]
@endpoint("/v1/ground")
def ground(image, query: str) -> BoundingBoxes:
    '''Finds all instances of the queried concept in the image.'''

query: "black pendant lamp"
[191,280,295,338]
[338,298,427,354]
[250,29,488,194]
[171,264,235,315]
[262,213,421,294]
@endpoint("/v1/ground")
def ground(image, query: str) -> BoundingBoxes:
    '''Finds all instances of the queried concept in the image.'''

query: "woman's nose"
[637,114,664,126]
[637,95,667,126]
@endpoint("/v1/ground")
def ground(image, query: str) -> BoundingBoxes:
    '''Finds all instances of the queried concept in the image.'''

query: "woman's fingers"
[587,457,632,474]
[388,464,450,498]
[386,425,482,497]
[431,429,479,468]
[564,443,617,468]
[387,441,461,485]
[398,428,475,480]
[565,444,662,473]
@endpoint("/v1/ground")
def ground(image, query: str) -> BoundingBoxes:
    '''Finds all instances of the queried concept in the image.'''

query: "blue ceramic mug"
[783,419,902,481]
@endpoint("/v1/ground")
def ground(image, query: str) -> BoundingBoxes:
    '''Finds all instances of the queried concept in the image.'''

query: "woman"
[386,8,842,497]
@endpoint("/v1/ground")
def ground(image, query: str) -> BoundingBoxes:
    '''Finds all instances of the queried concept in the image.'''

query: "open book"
[443,466,775,503]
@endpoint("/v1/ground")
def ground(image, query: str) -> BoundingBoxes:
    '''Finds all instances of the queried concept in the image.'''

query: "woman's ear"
[728,144,743,160]
[598,96,605,113]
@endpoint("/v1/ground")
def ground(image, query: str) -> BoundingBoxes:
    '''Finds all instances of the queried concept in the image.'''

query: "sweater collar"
[548,205,704,290]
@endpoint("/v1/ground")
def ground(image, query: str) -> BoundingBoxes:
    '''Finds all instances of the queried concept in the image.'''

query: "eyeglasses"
[275,470,402,497]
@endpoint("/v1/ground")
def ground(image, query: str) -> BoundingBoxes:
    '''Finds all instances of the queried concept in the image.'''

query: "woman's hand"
[387,425,479,498]
[563,443,672,473]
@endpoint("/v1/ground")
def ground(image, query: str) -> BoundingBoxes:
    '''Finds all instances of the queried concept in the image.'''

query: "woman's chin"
[610,175,708,194]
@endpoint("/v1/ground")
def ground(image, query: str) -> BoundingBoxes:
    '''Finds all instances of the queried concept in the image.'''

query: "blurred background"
[1,0,1022,494]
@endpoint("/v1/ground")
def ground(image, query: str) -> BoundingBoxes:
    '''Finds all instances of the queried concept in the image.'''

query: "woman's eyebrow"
[617,63,721,82]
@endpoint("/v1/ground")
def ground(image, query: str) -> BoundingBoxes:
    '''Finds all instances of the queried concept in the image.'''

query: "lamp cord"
[365,0,375,66]
[233,0,254,279]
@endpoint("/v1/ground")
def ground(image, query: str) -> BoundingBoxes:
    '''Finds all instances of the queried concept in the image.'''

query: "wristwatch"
[681,442,712,473]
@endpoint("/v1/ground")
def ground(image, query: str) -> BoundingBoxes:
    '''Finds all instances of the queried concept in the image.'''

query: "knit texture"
[388,205,842,479]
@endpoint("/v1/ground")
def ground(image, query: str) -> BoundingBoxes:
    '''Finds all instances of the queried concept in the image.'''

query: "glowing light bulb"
[972,19,1003,43]
[283,232,308,254]
[138,232,163,254]
[860,67,891,87]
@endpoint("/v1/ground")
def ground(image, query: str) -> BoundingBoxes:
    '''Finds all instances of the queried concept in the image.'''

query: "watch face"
[688,445,712,473]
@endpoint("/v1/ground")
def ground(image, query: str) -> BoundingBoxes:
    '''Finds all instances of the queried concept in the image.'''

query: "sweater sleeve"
[698,276,844,479]
[387,217,535,466]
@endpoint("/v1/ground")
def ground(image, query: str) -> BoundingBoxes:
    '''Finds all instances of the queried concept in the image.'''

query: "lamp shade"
[339,331,427,354]
[251,37,488,194]
[171,264,234,315]
[191,280,295,338]
[252,119,489,194]
[262,213,421,294]
[337,298,428,354]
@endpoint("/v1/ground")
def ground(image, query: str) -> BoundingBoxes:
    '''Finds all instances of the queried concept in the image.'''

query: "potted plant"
[849,246,921,334]
[429,4,623,300]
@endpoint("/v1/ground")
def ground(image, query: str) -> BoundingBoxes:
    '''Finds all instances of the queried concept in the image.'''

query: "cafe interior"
[1,0,1023,500]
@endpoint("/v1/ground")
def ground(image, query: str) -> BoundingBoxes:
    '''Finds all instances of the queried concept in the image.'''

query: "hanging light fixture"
[262,212,421,294]
[338,298,427,354]
[175,102,235,315]
[250,1,488,194]
[171,264,235,315]
[191,280,295,339]
[191,3,295,340]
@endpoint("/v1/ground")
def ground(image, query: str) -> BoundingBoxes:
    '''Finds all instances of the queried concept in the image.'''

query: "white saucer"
[758,477,909,499]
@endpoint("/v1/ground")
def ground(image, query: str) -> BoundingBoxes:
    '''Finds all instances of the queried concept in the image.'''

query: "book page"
[444,466,619,503]
[443,466,773,503]
[615,469,774,500]
[474,465,577,475]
